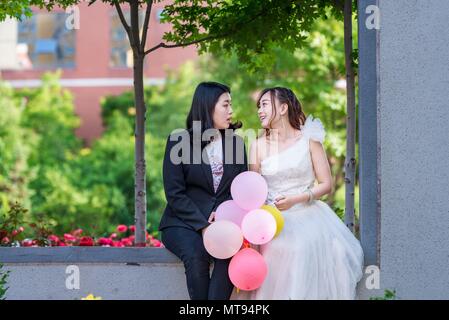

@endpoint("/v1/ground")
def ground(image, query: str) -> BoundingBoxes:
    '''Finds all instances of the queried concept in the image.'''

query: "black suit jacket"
[159,129,248,232]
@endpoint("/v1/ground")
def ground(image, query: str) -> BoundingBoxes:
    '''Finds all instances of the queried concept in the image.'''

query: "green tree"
[15,72,82,219]
[0,0,34,21]
[0,82,34,217]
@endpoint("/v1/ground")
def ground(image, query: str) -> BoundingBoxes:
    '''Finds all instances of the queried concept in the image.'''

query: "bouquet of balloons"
[202,171,285,291]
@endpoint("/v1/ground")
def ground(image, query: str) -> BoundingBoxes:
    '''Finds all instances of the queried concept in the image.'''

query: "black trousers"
[161,226,235,300]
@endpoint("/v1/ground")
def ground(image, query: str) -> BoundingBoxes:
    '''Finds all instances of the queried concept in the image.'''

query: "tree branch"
[144,34,225,56]
[141,0,153,52]
[114,1,135,47]
[143,0,283,56]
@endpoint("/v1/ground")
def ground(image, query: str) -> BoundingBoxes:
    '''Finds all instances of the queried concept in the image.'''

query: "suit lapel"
[216,132,236,195]
[201,156,214,193]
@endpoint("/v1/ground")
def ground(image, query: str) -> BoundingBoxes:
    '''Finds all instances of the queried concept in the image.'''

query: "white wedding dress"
[231,115,364,300]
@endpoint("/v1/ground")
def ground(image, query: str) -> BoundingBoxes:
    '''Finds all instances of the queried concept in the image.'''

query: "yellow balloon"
[261,205,284,237]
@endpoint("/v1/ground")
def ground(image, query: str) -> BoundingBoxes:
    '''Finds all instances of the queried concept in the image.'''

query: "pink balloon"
[229,248,267,291]
[203,220,243,259]
[215,200,248,227]
[241,209,277,245]
[231,172,268,211]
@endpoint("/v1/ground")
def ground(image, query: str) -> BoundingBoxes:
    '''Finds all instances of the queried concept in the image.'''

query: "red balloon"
[228,248,267,291]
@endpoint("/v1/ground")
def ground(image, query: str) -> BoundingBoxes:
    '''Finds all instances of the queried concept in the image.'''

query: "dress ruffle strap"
[301,114,326,143]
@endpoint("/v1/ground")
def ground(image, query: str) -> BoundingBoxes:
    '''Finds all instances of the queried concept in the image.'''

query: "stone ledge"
[0,247,180,264]
[1,247,377,300]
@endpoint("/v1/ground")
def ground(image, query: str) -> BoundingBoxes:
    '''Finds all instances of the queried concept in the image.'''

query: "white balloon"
[241,209,277,245]
[203,220,243,259]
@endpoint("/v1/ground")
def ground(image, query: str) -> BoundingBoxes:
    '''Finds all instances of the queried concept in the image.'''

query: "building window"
[110,10,144,68]
[17,12,76,69]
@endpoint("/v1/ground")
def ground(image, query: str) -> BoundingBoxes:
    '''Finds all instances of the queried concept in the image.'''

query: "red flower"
[79,236,94,246]
[121,238,133,247]
[116,225,128,233]
[112,240,124,247]
[129,225,136,233]
[22,239,33,247]
[110,233,117,239]
[58,241,67,247]
[12,230,19,236]
[129,235,135,242]
[64,233,76,242]
[48,235,60,246]
[97,237,113,246]
[1,237,10,244]
[18,226,25,233]
[150,238,162,247]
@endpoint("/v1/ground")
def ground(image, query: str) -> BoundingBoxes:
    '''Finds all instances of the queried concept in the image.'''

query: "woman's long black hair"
[186,82,242,146]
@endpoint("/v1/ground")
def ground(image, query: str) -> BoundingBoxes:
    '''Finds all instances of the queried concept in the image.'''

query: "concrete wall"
[1,247,382,300]
[5,263,190,300]
[1,247,189,300]
[377,0,449,299]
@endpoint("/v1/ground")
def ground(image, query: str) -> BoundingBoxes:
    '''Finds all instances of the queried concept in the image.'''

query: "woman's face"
[258,91,283,129]
[212,92,233,129]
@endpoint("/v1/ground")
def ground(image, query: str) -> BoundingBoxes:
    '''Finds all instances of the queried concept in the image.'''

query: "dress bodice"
[260,115,326,205]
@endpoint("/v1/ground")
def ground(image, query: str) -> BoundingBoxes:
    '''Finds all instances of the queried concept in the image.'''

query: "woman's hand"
[274,195,297,211]
[208,211,216,223]
[201,211,216,237]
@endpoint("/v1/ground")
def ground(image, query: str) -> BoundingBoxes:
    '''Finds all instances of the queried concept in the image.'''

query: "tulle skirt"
[230,200,364,300]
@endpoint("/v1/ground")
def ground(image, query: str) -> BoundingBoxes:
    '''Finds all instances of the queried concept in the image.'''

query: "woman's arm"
[163,135,210,231]
[307,139,333,197]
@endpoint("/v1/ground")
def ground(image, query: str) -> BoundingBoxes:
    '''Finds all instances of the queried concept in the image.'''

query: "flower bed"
[1,223,162,248]
[1,203,162,248]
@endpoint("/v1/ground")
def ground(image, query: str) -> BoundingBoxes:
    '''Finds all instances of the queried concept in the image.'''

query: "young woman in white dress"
[232,87,364,300]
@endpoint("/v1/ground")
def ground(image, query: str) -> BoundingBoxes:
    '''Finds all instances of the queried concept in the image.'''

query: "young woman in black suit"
[159,82,248,300]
